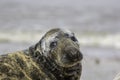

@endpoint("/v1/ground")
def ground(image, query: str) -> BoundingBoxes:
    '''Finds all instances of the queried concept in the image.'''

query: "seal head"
[29,28,83,80]
[35,28,83,67]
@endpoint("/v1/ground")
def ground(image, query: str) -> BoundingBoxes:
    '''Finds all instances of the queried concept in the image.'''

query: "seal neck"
[28,45,65,80]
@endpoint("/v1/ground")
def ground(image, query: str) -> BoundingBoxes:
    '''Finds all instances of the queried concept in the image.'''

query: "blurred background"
[0,0,120,80]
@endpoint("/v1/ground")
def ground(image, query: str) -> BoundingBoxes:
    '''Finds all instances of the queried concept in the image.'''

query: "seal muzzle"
[64,46,83,62]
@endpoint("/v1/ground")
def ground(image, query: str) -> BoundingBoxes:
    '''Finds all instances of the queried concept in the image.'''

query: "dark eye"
[50,41,57,48]
[71,36,77,42]
[65,33,69,37]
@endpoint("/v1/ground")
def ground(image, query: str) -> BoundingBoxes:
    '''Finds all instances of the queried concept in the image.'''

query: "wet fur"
[0,28,82,80]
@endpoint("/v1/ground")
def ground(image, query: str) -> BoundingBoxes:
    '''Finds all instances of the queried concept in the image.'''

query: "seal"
[0,28,83,80]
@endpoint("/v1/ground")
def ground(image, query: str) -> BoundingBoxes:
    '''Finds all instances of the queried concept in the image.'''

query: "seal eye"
[50,41,57,48]
[71,36,77,42]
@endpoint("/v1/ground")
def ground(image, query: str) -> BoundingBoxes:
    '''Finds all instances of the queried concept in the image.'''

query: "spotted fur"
[0,28,83,80]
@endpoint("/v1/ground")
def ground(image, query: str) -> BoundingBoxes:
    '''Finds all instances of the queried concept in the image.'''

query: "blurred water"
[0,0,120,53]
[1,1,120,30]
[0,0,120,32]
[0,0,120,50]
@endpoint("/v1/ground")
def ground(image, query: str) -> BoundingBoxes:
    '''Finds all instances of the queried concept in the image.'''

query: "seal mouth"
[60,48,83,67]
[60,57,81,67]
[61,53,81,64]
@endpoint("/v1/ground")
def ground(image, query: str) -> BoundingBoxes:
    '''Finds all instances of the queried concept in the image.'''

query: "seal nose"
[64,46,83,62]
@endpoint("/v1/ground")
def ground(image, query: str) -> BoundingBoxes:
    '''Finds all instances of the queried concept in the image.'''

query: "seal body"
[0,28,83,80]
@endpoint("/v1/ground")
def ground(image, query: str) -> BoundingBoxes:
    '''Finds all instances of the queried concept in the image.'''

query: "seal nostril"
[73,51,83,61]
[64,46,83,62]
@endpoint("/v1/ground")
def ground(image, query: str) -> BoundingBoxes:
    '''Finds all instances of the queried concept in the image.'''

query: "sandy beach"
[81,46,120,80]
